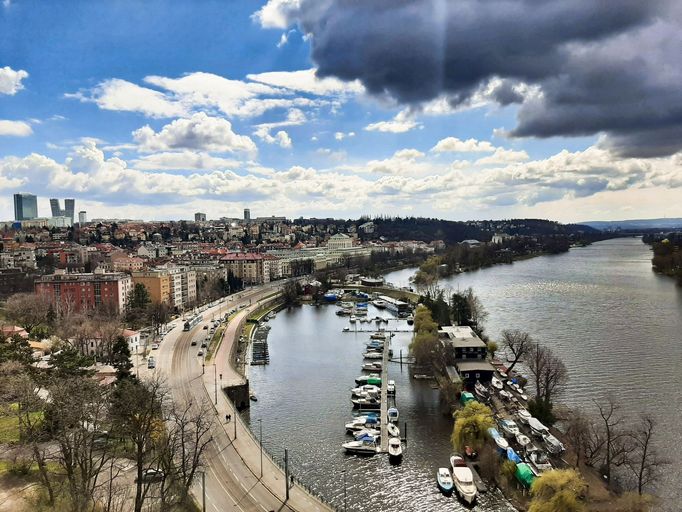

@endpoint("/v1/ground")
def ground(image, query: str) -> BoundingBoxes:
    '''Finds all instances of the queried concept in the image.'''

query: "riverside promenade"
[203,290,334,512]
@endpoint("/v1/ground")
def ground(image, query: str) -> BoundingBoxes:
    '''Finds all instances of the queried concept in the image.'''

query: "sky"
[0,0,681,223]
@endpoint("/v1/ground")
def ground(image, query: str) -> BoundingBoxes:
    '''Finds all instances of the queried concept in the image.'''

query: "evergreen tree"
[111,335,133,380]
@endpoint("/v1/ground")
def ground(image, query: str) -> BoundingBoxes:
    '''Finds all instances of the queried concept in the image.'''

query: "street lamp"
[257,418,263,478]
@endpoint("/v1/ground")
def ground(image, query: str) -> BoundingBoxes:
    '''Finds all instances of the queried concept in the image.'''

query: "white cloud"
[67,78,187,118]
[364,110,421,133]
[247,68,364,95]
[0,66,28,95]
[0,120,33,137]
[431,136,496,153]
[133,113,257,154]
[251,0,300,29]
[475,147,530,165]
[131,151,241,171]
[253,108,306,147]
[334,131,355,141]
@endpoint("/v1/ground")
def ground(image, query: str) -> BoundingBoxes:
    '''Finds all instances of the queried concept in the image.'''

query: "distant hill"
[368,217,599,244]
[582,218,682,231]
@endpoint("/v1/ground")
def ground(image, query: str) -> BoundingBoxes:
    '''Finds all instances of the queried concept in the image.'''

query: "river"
[244,237,682,510]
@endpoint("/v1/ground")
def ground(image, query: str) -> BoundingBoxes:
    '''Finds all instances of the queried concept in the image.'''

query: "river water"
[245,237,682,510]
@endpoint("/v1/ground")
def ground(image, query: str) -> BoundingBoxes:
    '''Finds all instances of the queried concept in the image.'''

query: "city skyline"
[1,1,681,223]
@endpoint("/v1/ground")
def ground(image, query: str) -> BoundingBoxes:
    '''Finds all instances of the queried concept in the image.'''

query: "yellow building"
[131,270,171,304]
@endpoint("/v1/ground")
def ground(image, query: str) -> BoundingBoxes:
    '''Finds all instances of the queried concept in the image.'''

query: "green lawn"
[0,412,44,444]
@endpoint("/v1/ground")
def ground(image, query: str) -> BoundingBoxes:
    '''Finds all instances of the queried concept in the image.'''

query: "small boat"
[527,448,553,475]
[516,408,532,424]
[342,438,379,455]
[372,299,387,309]
[474,381,489,400]
[342,327,350,332]
[542,433,565,454]
[351,397,381,410]
[450,455,478,505]
[488,427,509,452]
[387,407,399,423]
[351,384,381,397]
[349,316,357,323]
[406,315,414,325]
[362,362,382,372]
[412,374,432,380]
[387,380,396,395]
[436,467,454,495]
[499,390,513,401]
[387,423,400,438]
[355,374,381,385]
[340,301,354,309]
[515,433,532,448]
[345,415,380,432]
[370,332,387,340]
[353,428,380,440]
[464,446,478,459]
[363,351,383,360]
[528,417,550,438]
[324,292,338,302]
[388,438,403,462]
[491,376,503,390]
[499,419,520,436]
[249,393,258,402]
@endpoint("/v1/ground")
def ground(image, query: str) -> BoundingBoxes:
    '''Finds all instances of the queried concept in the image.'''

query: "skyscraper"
[195,212,207,222]
[13,193,38,220]
[50,198,61,217]
[64,199,75,223]
[78,211,87,224]
[244,208,251,222]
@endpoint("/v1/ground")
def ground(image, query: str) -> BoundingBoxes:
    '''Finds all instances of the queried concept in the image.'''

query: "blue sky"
[0,0,680,222]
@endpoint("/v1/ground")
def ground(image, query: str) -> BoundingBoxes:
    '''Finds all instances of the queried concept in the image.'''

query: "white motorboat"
[387,423,400,438]
[528,417,550,438]
[363,351,383,359]
[370,332,388,340]
[362,362,382,372]
[474,381,489,400]
[387,407,399,423]
[351,397,381,410]
[436,467,454,495]
[345,415,380,432]
[387,380,396,395]
[488,428,509,451]
[342,327,350,332]
[515,433,531,448]
[372,299,387,309]
[388,438,403,462]
[499,419,520,436]
[342,438,379,455]
[349,316,357,323]
[491,376,503,390]
[352,384,381,395]
[516,408,532,424]
[449,455,478,505]
[542,433,565,454]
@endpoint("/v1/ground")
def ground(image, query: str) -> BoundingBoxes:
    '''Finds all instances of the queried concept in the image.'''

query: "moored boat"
[363,351,383,360]
[387,380,396,395]
[491,376,503,390]
[436,467,454,495]
[474,381,489,400]
[387,407,399,423]
[342,438,379,455]
[349,316,357,323]
[388,438,403,462]
[450,455,478,505]
[387,423,400,438]
[372,299,387,309]
[515,433,531,448]
[353,428,380,440]
[351,384,381,396]
[351,397,381,410]
[362,362,382,372]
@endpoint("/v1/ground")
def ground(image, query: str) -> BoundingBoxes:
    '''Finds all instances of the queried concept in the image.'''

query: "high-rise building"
[13,193,38,221]
[244,208,251,222]
[50,198,61,217]
[64,199,75,223]
[195,212,207,222]
[78,211,87,224]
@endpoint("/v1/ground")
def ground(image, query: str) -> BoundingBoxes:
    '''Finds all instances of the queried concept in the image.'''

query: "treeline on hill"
[643,232,682,284]
[369,217,600,244]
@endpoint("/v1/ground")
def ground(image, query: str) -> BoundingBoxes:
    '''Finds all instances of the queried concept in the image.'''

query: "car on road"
[201,342,207,348]
[197,350,204,356]
[191,340,197,346]
[138,468,165,483]
[203,325,208,330]
[147,358,156,369]
[151,343,159,350]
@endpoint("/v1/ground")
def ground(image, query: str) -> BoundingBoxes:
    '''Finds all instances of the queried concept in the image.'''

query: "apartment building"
[131,270,171,305]
[221,253,270,284]
[35,270,132,314]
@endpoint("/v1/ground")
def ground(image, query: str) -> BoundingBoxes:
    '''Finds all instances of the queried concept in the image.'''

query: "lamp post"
[213,364,217,405]
[257,418,263,478]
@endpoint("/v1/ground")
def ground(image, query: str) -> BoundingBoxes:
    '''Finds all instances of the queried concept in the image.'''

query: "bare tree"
[626,415,669,495]
[527,344,568,406]
[3,292,51,332]
[594,395,630,485]
[464,287,488,329]
[500,329,533,374]
[565,408,592,468]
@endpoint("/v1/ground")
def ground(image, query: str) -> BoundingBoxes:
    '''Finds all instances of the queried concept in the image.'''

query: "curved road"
[140,284,333,512]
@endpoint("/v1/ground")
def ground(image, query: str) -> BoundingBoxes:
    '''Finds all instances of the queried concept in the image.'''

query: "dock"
[379,337,390,453]
[466,461,488,493]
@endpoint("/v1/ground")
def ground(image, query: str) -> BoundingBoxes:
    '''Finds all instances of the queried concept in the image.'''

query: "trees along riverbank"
[410,287,668,511]
[643,232,682,284]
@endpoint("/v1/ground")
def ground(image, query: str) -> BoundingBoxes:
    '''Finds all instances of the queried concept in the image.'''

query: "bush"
[501,460,517,482]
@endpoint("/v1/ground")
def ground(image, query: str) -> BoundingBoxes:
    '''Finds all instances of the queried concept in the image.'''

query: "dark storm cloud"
[276,0,682,157]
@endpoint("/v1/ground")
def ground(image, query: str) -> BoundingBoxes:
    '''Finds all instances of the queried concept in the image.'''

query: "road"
[135,284,334,512]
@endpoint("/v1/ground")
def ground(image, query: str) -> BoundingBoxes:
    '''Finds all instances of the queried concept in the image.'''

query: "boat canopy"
[460,392,476,405]
[506,447,523,464]
[487,427,502,439]
[515,462,536,488]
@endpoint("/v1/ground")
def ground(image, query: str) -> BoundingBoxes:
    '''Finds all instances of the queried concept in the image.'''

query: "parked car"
[201,342,207,348]
[191,340,197,346]
[151,343,159,350]
[203,325,208,330]
[197,350,204,356]
[147,358,156,369]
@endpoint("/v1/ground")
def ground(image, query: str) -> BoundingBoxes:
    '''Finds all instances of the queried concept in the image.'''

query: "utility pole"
[201,471,206,512]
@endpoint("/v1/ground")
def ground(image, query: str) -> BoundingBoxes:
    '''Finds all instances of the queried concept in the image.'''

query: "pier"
[379,336,390,453]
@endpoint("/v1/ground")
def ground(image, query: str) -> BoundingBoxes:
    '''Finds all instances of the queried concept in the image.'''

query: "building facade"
[13,193,38,221]
[131,270,171,304]
[35,271,132,314]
